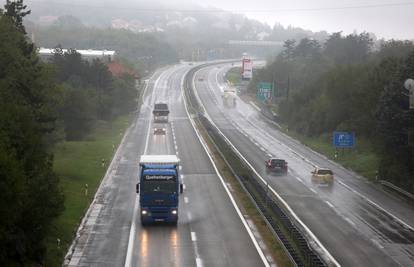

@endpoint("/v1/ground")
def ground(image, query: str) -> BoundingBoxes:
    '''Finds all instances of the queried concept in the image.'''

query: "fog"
[6,0,414,39]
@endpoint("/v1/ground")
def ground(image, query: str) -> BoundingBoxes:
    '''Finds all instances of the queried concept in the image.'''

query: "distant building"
[38,48,116,63]
[106,61,140,81]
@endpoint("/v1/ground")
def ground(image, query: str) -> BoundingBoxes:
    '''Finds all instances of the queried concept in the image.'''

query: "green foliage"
[0,5,63,265]
[50,50,138,140]
[250,32,414,191]
[31,26,178,71]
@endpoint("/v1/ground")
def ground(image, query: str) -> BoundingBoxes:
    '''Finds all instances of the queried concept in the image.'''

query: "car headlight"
[141,210,148,215]
[171,209,177,215]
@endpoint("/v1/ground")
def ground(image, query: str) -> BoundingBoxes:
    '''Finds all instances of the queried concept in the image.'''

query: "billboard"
[242,57,253,80]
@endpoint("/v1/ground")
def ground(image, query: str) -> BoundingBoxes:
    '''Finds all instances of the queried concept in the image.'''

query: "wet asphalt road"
[194,63,414,266]
[68,64,266,267]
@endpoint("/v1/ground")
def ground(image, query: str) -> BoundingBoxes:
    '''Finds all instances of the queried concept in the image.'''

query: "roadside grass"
[239,90,380,181]
[281,129,379,180]
[45,115,131,266]
[225,67,241,85]
[195,119,293,267]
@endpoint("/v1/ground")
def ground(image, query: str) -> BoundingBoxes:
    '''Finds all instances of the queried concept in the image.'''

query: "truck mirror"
[136,183,140,194]
[180,183,184,194]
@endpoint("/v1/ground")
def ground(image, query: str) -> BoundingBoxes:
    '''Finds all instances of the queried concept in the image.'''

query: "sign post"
[333,132,355,156]
[404,78,414,109]
[256,82,274,103]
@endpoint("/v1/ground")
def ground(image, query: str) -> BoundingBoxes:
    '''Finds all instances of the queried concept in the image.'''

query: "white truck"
[222,88,237,108]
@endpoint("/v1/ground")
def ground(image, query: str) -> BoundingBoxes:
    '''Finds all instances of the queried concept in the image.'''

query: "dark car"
[153,127,166,135]
[265,158,288,175]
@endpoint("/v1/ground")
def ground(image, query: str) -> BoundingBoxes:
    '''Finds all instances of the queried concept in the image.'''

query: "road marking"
[175,145,178,150]
[184,197,189,203]
[260,147,266,152]
[267,153,273,157]
[345,217,356,227]
[371,238,384,249]
[310,188,317,194]
[124,71,163,267]
[190,81,340,266]
[185,69,271,267]
[187,212,192,220]
[336,179,414,231]
[325,201,335,209]
[196,258,203,267]
[191,232,197,241]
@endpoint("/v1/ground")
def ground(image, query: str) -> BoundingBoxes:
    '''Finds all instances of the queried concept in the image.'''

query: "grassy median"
[45,115,131,266]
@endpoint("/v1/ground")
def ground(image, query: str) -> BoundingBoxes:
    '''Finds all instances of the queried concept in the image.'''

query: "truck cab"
[136,155,183,225]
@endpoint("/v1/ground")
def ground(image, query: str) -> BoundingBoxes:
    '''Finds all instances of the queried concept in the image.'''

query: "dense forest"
[0,1,138,265]
[250,33,414,191]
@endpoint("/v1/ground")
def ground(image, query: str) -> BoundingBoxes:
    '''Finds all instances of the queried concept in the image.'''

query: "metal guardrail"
[380,180,414,201]
[183,65,328,267]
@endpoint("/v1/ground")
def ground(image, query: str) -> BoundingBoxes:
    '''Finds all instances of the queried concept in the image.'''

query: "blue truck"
[136,155,183,225]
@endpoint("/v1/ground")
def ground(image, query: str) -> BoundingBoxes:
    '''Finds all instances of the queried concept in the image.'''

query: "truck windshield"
[142,180,177,194]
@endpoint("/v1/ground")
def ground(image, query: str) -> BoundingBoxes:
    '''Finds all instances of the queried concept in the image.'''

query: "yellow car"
[311,168,334,185]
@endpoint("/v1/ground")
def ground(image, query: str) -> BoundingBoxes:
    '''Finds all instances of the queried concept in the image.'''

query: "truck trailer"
[136,155,183,225]
[153,103,169,123]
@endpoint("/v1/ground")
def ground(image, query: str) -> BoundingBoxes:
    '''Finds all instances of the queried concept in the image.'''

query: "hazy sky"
[197,0,414,39]
[5,0,414,39]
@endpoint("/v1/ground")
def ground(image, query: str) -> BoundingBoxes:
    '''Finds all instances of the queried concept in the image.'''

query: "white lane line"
[260,147,266,152]
[267,153,273,157]
[249,101,261,111]
[196,258,203,267]
[179,165,182,170]
[175,145,178,150]
[336,179,414,231]
[176,151,179,156]
[183,71,271,267]
[191,232,197,241]
[345,217,356,227]
[187,212,192,221]
[325,201,335,209]
[124,71,163,267]
[310,188,317,194]
[184,197,189,204]
[371,238,384,249]
[190,82,339,266]
[181,174,184,180]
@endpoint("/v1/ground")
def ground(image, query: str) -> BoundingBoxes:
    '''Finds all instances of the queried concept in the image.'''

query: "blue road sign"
[333,132,355,148]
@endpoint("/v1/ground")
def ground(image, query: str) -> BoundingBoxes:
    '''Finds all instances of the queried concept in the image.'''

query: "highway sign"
[333,132,355,148]
[257,82,273,102]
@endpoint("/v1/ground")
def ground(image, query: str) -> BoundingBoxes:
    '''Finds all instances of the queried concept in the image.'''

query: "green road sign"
[257,82,273,102]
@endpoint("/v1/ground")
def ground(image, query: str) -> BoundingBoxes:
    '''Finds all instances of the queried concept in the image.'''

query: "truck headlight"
[141,210,148,215]
[171,209,177,215]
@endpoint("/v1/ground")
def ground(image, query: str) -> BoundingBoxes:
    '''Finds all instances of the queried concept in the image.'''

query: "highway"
[66,64,267,267]
[193,63,414,266]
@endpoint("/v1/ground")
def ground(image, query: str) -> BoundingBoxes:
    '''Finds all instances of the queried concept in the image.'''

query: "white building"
[38,48,116,62]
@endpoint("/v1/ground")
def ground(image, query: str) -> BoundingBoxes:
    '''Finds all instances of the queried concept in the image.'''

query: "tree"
[281,39,296,62]
[0,7,63,265]
[3,0,30,33]
[376,52,414,190]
